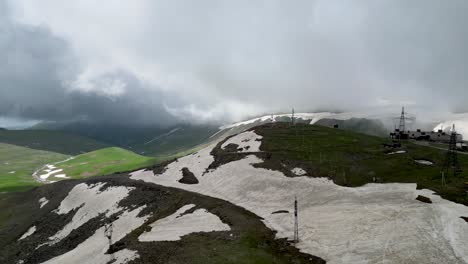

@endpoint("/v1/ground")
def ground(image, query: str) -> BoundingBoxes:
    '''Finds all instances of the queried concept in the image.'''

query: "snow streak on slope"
[144,127,181,145]
[47,183,134,244]
[130,140,468,264]
[221,131,263,153]
[139,204,230,242]
[38,197,49,208]
[42,206,148,264]
[19,226,36,241]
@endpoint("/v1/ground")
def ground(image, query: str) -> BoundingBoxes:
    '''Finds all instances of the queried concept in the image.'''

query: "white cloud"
[2,0,468,125]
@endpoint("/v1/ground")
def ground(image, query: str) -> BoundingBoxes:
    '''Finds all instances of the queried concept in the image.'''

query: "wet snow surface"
[139,204,230,242]
[130,136,468,264]
[221,131,263,152]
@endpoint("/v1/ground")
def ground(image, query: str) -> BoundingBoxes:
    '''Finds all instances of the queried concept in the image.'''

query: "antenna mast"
[294,196,299,243]
[291,108,295,126]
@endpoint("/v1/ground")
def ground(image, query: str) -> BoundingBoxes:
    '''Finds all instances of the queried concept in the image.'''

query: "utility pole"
[105,223,114,262]
[291,108,295,126]
[442,124,462,182]
[294,196,299,243]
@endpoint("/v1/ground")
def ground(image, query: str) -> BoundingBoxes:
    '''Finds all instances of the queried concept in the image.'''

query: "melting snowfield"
[130,133,468,264]
[47,183,134,244]
[32,182,149,264]
[139,204,230,242]
[42,206,147,264]
[221,131,263,152]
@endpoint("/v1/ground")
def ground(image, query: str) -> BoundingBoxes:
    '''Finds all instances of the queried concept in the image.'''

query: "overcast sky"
[1,0,468,127]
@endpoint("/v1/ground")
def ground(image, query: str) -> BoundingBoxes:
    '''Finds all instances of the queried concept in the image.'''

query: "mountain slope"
[2,122,468,263]
[130,122,468,263]
[0,143,69,193]
[0,129,110,155]
[33,147,158,182]
[31,121,220,156]
[0,175,324,264]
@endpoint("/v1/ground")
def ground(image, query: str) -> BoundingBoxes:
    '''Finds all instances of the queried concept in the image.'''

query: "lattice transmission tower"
[442,124,462,184]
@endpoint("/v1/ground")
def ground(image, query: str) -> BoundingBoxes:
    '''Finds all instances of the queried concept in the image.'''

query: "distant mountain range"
[18,113,390,156]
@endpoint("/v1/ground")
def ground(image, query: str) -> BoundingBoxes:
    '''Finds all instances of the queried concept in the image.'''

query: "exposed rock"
[178,168,199,184]
[272,210,289,214]
[416,195,432,204]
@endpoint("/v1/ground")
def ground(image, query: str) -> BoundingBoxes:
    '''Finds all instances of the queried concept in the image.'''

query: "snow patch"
[221,131,263,152]
[39,197,49,208]
[387,150,406,155]
[19,226,36,241]
[39,169,63,180]
[130,143,468,264]
[291,168,307,176]
[47,183,134,244]
[415,160,434,165]
[54,174,69,179]
[139,204,230,242]
[41,206,148,264]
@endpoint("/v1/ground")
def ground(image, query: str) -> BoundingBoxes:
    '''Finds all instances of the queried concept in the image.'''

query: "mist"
[1,0,468,127]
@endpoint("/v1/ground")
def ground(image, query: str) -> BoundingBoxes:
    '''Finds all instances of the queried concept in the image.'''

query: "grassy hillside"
[0,143,69,193]
[255,122,468,205]
[32,121,220,156]
[35,147,158,181]
[0,129,110,155]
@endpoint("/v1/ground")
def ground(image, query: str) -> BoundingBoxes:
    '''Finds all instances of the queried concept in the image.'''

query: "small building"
[390,128,463,143]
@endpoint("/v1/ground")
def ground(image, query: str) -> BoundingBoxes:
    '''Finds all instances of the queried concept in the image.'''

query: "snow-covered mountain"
[4,123,468,264]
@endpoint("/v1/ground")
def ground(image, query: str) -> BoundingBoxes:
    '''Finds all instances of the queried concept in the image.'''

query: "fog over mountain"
[1,0,468,127]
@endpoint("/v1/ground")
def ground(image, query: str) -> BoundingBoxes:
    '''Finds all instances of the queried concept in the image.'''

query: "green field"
[35,147,158,181]
[0,129,110,155]
[255,123,468,205]
[0,143,69,193]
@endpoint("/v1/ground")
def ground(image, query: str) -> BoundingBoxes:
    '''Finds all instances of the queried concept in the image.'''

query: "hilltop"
[0,129,109,155]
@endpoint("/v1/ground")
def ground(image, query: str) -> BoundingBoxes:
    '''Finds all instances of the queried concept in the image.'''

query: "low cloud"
[1,0,468,127]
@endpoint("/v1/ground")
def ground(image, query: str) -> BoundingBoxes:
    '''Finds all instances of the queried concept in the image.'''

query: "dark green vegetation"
[0,143,69,193]
[32,121,220,156]
[0,129,109,155]
[0,174,324,264]
[255,122,468,206]
[315,118,388,137]
[39,147,158,180]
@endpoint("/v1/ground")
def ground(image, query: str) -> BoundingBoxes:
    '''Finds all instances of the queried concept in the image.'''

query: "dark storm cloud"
[0,2,179,126]
[1,0,468,126]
